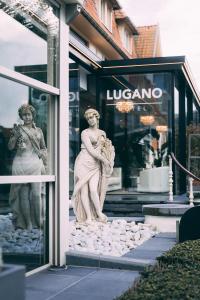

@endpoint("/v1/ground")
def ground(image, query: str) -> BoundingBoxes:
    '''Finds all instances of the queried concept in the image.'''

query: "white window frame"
[0,65,59,187]
[0,65,58,269]
[119,26,132,53]
[0,0,69,269]
[96,0,112,32]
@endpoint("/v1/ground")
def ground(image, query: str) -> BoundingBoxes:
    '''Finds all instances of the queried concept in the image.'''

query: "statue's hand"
[12,124,21,138]
[39,150,48,166]
[102,158,110,167]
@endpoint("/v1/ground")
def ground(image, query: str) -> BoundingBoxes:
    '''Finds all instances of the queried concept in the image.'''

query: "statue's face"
[87,113,97,127]
[21,110,33,125]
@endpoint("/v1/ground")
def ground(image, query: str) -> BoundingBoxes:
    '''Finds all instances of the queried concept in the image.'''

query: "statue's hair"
[84,108,100,120]
[18,104,36,120]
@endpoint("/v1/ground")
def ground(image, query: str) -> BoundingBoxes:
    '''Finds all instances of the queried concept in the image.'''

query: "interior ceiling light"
[156,125,168,132]
[116,101,134,113]
[140,115,155,125]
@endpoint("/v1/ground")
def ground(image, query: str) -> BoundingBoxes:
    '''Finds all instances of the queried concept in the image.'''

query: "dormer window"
[115,9,137,54]
[123,27,132,52]
[97,0,112,32]
[119,26,132,53]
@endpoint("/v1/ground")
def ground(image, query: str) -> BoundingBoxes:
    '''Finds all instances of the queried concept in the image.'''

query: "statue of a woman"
[72,108,115,223]
[8,104,47,229]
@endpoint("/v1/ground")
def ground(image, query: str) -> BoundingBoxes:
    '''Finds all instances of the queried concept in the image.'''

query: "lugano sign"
[107,88,163,100]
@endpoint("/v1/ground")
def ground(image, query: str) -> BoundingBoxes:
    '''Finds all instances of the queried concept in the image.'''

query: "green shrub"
[116,240,200,300]
[117,264,200,300]
[158,239,200,266]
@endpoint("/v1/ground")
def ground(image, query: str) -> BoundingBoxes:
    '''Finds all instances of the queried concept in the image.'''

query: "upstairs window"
[120,27,132,53]
[97,0,112,32]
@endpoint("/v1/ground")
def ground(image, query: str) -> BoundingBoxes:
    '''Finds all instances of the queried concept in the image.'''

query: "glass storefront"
[68,56,200,197]
[0,0,59,86]
[68,57,199,195]
[187,99,200,191]
[69,58,97,193]
[0,76,54,270]
[0,76,53,176]
[0,182,49,271]
[99,72,171,192]
[0,0,59,271]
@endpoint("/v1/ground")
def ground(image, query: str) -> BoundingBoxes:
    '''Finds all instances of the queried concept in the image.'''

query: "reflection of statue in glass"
[72,108,115,223]
[8,104,47,229]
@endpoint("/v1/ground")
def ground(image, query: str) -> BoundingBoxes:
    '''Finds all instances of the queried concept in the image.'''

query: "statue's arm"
[81,131,107,163]
[39,128,47,150]
[8,136,17,150]
[101,130,106,138]
[8,125,20,150]
[38,129,47,167]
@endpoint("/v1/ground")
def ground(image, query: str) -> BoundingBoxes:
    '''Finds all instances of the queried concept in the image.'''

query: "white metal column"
[55,2,69,266]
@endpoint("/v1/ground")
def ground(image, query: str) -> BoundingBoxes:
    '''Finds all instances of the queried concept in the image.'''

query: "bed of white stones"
[0,214,43,254]
[0,214,158,256]
[69,219,158,257]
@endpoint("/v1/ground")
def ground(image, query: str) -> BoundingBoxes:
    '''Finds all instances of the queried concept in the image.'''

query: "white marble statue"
[72,108,115,223]
[8,104,47,229]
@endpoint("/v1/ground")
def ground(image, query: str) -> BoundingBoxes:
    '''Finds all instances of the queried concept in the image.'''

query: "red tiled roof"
[135,25,162,58]
[80,1,161,59]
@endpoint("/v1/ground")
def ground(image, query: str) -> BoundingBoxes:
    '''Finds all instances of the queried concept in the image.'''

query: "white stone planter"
[143,204,190,232]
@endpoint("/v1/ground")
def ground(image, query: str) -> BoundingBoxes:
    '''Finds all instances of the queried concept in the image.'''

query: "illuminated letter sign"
[106,88,163,100]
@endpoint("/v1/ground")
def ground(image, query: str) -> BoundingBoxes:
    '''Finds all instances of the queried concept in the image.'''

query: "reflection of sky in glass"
[0,77,28,128]
[0,11,47,70]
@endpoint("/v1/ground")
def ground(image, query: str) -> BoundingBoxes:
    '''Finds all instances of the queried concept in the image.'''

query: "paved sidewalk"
[26,267,139,300]
[124,232,176,261]
[26,232,176,300]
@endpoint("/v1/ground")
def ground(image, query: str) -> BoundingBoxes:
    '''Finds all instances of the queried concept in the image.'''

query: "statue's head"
[84,108,100,128]
[84,108,100,121]
[18,104,36,120]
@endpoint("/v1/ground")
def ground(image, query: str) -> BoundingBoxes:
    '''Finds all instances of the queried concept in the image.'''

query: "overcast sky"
[119,0,200,91]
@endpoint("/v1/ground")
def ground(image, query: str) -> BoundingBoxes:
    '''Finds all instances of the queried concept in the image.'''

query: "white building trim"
[0,65,59,95]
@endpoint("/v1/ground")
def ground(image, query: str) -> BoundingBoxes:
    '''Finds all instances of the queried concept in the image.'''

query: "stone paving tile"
[53,291,115,300]
[124,233,176,260]
[87,268,139,282]
[124,250,162,260]
[25,289,53,300]
[26,273,83,292]
[156,232,176,238]
[26,267,98,300]
[51,269,139,300]
[26,268,139,300]
[26,233,176,300]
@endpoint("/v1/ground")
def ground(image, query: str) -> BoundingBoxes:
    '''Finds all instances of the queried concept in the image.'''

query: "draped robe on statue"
[72,129,115,222]
[9,125,47,229]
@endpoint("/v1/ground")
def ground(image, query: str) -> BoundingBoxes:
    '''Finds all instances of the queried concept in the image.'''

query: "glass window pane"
[0,182,49,271]
[0,0,59,86]
[0,76,54,175]
[69,59,97,193]
[99,72,172,193]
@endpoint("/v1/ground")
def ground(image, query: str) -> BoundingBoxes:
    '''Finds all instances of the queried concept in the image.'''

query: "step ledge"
[143,204,191,216]
[66,250,154,271]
